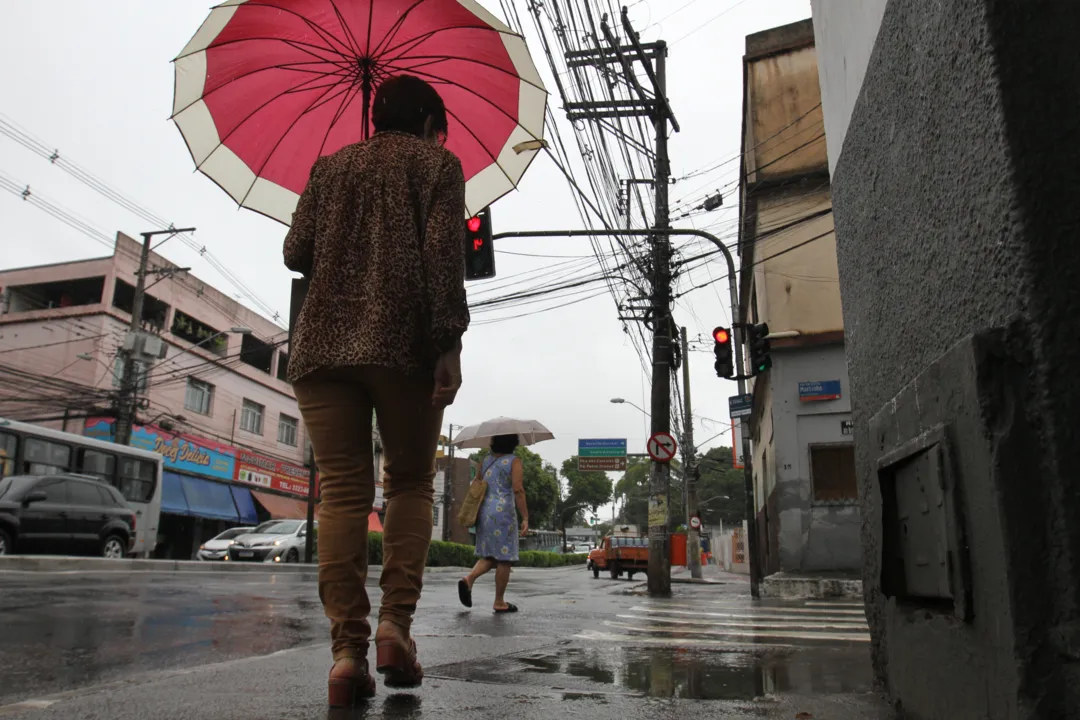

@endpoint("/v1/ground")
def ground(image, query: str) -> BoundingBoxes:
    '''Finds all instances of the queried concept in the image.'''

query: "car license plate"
[239,551,254,558]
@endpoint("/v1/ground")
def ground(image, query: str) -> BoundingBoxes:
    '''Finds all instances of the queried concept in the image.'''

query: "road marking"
[604,620,870,643]
[575,628,800,649]
[617,613,868,632]
[665,601,868,616]
[630,606,868,623]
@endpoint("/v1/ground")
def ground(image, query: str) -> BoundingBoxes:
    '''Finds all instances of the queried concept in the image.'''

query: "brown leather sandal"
[375,637,424,688]
[327,660,376,708]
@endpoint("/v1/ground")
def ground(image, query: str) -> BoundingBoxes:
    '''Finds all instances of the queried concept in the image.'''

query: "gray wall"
[829,0,1080,716]
[769,344,860,573]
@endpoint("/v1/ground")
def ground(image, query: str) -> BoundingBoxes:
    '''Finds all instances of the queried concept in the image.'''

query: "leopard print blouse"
[283,131,470,384]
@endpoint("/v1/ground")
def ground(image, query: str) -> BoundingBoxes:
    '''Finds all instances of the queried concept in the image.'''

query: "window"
[69,480,107,507]
[185,378,214,416]
[118,457,156,503]
[24,439,71,476]
[0,431,16,478]
[277,414,298,446]
[276,352,289,381]
[78,450,116,484]
[36,478,68,504]
[240,400,264,435]
[810,444,858,502]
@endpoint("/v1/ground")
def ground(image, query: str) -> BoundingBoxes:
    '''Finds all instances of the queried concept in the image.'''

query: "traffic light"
[465,207,495,280]
[713,326,734,379]
[747,322,772,375]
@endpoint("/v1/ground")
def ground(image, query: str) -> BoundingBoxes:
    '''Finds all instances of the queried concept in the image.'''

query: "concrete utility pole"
[114,228,194,446]
[304,442,317,563]
[681,327,702,579]
[444,424,456,542]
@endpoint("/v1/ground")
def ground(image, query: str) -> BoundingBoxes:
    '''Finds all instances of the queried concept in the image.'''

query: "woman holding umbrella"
[458,433,529,613]
[452,418,554,612]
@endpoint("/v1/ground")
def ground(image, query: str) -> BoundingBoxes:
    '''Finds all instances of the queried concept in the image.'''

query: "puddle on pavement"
[433,645,872,700]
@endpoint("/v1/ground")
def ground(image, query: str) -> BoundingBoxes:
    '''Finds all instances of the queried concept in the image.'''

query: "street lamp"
[609,397,651,417]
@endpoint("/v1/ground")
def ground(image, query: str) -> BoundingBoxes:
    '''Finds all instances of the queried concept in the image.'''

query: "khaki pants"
[294,365,443,662]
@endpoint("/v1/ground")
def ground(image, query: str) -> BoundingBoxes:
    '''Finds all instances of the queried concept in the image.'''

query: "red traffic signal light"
[467,216,482,233]
[713,326,734,379]
[465,208,495,280]
[713,327,730,344]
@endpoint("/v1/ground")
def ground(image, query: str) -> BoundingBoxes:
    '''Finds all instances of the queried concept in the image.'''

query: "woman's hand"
[519,517,529,537]
[432,345,462,408]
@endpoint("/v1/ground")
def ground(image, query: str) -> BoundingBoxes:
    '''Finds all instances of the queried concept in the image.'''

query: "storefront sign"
[233,450,310,498]
[84,418,236,481]
[798,379,843,402]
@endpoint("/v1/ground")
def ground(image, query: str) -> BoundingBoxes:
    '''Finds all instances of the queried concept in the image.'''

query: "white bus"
[0,417,164,557]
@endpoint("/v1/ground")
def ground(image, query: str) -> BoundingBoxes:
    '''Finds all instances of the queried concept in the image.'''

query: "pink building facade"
[0,233,383,558]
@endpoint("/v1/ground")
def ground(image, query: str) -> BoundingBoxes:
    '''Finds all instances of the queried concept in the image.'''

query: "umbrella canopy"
[172,0,547,225]
[451,417,554,449]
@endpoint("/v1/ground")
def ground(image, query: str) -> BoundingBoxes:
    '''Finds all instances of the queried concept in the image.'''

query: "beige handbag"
[457,457,492,528]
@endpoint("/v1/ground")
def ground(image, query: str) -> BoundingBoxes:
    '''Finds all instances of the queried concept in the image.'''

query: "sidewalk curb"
[0,556,586,575]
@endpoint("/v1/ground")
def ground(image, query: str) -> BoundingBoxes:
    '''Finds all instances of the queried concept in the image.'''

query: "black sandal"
[458,579,473,608]
[494,603,519,614]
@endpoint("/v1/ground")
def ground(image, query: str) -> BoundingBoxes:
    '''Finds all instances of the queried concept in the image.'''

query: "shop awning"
[161,473,190,516]
[251,490,309,520]
[179,475,240,522]
[230,486,259,526]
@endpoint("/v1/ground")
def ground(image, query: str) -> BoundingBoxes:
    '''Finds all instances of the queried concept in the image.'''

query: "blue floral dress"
[475,455,519,562]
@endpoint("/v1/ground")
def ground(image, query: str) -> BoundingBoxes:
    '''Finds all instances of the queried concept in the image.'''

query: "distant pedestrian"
[283,75,469,708]
[458,434,529,613]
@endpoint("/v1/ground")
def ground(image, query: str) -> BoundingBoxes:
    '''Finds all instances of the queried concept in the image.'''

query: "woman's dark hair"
[490,434,519,455]
[371,75,448,140]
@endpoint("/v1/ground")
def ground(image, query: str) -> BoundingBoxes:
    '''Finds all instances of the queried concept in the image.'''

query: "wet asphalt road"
[0,564,891,719]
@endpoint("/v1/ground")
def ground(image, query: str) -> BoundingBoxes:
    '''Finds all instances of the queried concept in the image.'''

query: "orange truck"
[587,532,706,580]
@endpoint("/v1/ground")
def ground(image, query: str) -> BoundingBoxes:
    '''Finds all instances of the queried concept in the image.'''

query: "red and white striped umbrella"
[171,0,547,225]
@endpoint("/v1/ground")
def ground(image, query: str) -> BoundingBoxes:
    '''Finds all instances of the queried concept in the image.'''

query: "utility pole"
[444,424,456,542]
[114,228,195,445]
[681,327,702,579]
[304,442,317,563]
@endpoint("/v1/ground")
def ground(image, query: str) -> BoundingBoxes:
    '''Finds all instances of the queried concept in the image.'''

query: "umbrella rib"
[324,0,364,57]
[235,80,355,208]
[365,0,375,55]
[200,1,358,61]
[369,0,436,59]
[388,51,545,94]
[379,22,521,63]
[315,78,362,160]
[172,50,355,120]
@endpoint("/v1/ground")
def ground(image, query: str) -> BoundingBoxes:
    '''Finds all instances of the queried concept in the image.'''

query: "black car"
[0,474,137,558]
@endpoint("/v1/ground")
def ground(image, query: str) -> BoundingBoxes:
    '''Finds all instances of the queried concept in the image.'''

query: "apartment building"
[0,232,383,558]
[737,19,859,577]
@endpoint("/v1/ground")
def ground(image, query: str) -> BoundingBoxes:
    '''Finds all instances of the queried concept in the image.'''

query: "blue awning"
[161,473,190,516]
[179,475,240,522]
[230,485,259,526]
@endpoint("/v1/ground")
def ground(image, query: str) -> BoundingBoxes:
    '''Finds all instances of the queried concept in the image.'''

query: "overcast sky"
[0,0,812,518]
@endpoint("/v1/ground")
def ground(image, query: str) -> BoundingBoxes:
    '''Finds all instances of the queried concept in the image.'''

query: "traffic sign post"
[647,432,678,463]
[689,516,702,530]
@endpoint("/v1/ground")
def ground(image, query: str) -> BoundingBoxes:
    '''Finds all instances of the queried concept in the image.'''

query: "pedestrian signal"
[465,207,495,280]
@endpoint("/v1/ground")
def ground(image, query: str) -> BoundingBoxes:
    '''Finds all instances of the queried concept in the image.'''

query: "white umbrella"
[451,417,554,449]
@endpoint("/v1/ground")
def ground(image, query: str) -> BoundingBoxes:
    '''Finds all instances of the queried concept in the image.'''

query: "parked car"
[196,526,256,561]
[0,474,137,558]
[226,519,314,563]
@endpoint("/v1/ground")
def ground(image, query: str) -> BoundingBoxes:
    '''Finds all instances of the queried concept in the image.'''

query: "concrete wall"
[752,188,840,335]
[808,0,888,175]
[821,0,1080,716]
[768,344,859,573]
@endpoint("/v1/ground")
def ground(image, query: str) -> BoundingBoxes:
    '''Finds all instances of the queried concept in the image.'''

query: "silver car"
[195,526,255,561]
[227,519,314,564]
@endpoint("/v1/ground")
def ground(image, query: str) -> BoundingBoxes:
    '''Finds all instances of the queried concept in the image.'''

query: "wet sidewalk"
[0,564,891,719]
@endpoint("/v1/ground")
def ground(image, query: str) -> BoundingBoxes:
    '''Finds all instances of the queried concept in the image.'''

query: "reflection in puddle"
[452,646,872,701]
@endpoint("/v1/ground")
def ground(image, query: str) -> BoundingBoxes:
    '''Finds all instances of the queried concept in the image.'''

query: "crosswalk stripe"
[805,601,864,608]
[694,602,866,616]
[630,606,868,624]
[603,620,870,643]
[617,613,868,632]
[575,628,801,650]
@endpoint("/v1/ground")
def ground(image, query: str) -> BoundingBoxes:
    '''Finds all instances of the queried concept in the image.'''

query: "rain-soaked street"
[0,563,890,719]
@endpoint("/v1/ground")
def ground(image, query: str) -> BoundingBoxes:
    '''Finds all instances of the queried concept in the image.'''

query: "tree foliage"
[471,446,559,529]
[560,457,613,515]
